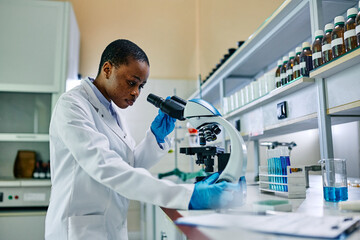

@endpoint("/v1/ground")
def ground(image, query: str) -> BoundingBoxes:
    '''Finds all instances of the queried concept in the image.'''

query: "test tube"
[267,149,272,190]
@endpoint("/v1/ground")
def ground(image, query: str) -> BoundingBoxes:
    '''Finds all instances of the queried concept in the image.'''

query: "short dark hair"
[97,39,149,76]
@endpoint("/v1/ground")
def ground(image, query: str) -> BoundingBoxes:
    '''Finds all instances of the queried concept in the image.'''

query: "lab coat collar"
[81,79,134,150]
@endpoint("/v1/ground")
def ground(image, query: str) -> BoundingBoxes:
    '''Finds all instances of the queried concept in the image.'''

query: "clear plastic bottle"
[275,60,282,88]
[344,8,358,52]
[293,47,302,79]
[281,56,289,86]
[322,23,334,63]
[300,42,312,77]
[286,52,295,82]
[312,30,324,69]
[331,16,345,58]
[357,1,360,46]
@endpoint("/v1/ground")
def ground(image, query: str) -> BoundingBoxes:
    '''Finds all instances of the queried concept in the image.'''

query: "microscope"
[147,94,247,184]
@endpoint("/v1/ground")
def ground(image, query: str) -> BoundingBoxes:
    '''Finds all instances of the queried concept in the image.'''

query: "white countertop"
[172,175,360,240]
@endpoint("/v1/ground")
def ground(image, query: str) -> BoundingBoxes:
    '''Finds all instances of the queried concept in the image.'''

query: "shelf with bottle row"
[259,165,306,199]
[191,0,309,100]
[0,133,49,142]
[191,0,357,101]
[310,47,360,79]
[224,77,314,120]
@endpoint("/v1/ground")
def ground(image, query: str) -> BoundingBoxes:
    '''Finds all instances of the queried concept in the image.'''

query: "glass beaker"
[319,158,348,202]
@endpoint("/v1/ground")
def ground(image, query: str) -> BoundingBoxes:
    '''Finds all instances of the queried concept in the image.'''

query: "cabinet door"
[0,211,46,240]
[0,92,52,134]
[0,1,65,93]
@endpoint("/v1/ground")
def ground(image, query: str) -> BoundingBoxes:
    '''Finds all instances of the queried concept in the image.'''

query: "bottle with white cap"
[293,46,302,79]
[299,42,313,77]
[345,7,358,52]
[275,60,282,88]
[331,16,345,58]
[286,52,295,82]
[312,30,324,69]
[280,56,289,85]
[356,1,360,46]
[322,23,334,63]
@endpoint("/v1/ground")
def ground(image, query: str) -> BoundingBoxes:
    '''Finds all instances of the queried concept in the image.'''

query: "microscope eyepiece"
[147,93,187,121]
[147,93,163,108]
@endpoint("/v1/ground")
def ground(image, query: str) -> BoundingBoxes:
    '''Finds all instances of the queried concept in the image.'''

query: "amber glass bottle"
[300,42,312,77]
[312,30,324,69]
[275,60,282,88]
[286,52,295,82]
[322,23,334,63]
[344,8,358,52]
[281,56,289,86]
[293,47,302,79]
[332,16,345,58]
[357,1,360,46]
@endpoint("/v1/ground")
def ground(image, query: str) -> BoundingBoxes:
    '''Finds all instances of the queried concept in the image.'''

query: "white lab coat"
[45,79,194,240]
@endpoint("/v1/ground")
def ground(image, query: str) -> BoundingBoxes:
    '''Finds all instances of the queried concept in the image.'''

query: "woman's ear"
[102,61,113,79]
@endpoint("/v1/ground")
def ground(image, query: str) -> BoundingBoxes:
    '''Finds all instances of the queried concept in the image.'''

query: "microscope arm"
[215,117,247,182]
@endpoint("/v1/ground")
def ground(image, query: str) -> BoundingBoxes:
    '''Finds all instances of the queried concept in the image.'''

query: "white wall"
[333,121,360,178]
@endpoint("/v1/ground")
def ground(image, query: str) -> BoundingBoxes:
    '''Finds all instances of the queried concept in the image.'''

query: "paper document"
[175,213,360,239]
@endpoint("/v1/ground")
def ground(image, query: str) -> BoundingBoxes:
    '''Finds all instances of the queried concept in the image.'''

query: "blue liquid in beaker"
[323,186,348,202]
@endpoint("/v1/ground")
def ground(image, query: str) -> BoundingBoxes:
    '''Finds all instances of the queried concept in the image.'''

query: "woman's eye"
[128,81,135,86]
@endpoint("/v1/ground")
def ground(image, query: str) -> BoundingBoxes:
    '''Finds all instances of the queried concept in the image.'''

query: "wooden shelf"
[225,77,314,119]
[0,133,49,142]
[310,47,360,79]
[328,100,360,116]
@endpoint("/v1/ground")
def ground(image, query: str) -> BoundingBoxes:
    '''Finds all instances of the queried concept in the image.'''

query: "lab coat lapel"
[81,80,134,151]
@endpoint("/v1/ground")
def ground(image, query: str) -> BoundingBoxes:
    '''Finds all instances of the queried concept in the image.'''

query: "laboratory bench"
[160,175,360,240]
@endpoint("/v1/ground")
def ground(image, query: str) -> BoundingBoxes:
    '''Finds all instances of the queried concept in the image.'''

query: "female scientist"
[45,39,239,240]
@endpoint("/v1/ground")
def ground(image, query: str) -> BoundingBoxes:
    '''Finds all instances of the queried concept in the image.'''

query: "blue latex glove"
[188,172,241,210]
[151,108,176,144]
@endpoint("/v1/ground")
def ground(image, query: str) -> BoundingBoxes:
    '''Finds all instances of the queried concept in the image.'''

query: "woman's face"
[101,58,149,109]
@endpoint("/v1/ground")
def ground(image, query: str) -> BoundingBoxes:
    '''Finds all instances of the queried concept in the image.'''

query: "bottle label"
[356,25,360,35]
[275,76,280,82]
[286,69,293,76]
[313,52,322,60]
[280,73,286,79]
[344,29,356,39]
[331,37,344,48]
[322,44,331,52]
[293,65,299,71]
[300,55,313,77]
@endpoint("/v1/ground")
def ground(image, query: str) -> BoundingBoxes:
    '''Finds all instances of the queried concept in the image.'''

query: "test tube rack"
[259,165,306,199]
